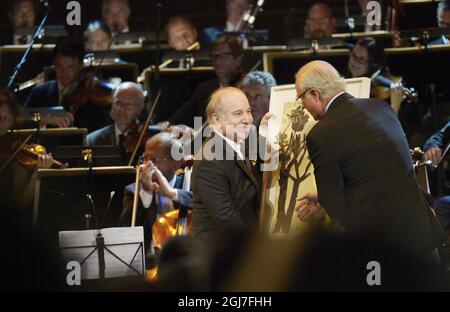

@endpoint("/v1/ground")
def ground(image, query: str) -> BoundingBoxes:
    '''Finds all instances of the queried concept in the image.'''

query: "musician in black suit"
[168,35,244,128]
[190,87,259,241]
[294,60,442,257]
[120,132,193,256]
[423,121,450,237]
[25,41,111,132]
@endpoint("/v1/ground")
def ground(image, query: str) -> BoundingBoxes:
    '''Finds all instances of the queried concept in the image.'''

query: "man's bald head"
[305,3,336,38]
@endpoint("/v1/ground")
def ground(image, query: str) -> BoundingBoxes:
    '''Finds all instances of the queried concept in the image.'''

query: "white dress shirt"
[324,92,345,114]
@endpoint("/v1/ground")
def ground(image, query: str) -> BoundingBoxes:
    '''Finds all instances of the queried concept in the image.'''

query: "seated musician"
[430,0,450,45]
[239,71,277,126]
[25,40,112,132]
[304,3,336,39]
[168,35,245,128]
[102,0,131,35]
[86,81,145,161]
[0,89,53,221]
[201,0,251,46]
[120,132,193,260]
[166,16,199,52]
[347,37,406,114]
[423,121,450,238]
[1,0,38,46]
[288,3,339,49]
[84,20,112,52]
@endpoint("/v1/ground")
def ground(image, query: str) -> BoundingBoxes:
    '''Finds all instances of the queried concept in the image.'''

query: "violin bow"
[127,90,162,166]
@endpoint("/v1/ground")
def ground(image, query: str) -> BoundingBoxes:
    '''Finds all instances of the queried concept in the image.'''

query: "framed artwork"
[260,77,371,235]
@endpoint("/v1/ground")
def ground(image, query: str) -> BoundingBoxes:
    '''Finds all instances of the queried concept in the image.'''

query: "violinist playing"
[119,132,193,267]
[24,41,112,132]
[86,81,145,163]
[0,89,53,222]
[347,37,408,114]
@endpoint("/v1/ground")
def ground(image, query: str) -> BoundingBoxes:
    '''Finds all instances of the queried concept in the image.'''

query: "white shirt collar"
[226,21,238,32]
[324,92,345,114]
[213,128,244,160]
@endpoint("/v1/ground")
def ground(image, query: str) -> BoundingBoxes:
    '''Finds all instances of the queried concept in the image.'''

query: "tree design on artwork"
[273,104,313,233]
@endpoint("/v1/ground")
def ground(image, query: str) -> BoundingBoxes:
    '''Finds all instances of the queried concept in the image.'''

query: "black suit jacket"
[86,124,116,146]
[191,133,259,240]
[306,92,435,253]
[25,80,59,108]
[424,121,450,151]
[169,78,220,128]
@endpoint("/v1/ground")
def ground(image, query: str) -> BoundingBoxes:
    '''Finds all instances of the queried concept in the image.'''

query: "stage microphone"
[100,191,116,229]
[86,194,100,230]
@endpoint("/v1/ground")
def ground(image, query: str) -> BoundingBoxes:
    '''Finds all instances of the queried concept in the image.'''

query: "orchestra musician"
[120,132,193,263]
[86,81,145,162]
[1,0,38,46]
[0,89,53,221]
[24,41,112,132]
[168,35,246,128]
[304,3,336,39]
[101,0,131,35]
[84,20,113,52]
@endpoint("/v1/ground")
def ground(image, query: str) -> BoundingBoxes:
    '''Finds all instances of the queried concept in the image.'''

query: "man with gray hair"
[87,82,145,152]
[294,60,441,258]
[240,71,277,126]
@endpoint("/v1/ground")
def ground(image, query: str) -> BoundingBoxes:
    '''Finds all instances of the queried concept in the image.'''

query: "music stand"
[44,63,139,83]
[33,166,136,248]
[52,145,123,167]
[8,128,87,154]
[144,67,216,122]
[59,227,145,281]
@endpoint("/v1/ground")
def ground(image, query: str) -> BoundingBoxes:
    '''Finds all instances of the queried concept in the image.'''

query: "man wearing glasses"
[86,82,145,153]
[294,60,443,259]
[304,3,336,39]
[169,35,245,128]
[120,132,193,259]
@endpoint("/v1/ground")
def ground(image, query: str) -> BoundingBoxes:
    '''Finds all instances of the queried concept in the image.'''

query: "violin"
[62,71,114,112]
[16,143,66,170]
[0,134,66,172]
[371,72,419,104]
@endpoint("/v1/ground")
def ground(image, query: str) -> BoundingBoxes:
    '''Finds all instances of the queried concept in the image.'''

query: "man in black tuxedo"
[168,35,244,128]
[190,87,259,241]
[294,60,440,256]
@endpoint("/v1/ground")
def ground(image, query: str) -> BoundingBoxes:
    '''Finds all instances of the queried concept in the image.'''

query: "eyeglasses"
[211,52,234,62]
[350,51,369,65]
[306,17,331,26]
[139,155,171,164]
[296,88,312,103]
[113,100,137,111]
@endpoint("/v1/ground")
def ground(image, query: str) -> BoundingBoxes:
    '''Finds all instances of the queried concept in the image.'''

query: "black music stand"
[33,166,136,248]
[53,145,123,167]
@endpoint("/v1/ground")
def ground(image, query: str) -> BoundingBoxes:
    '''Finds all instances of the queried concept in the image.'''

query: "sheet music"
[59,227,145,280]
